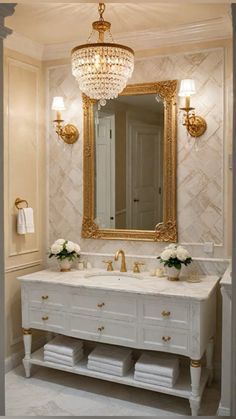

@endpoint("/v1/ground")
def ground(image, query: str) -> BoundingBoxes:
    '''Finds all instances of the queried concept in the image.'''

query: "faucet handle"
[103,260,114,271]
[133,261,145,273]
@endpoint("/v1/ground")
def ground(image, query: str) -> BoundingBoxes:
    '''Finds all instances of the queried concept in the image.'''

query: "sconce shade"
[51,96,66,111]
[178,79,196,97]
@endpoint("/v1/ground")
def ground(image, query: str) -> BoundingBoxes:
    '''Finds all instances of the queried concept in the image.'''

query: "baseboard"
[5,335,47,373]
[217,403,231,416]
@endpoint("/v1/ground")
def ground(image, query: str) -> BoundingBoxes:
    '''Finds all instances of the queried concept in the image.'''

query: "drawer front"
[69,314,137,346]
[28,285,66,311]
[71,290,136,320]
[141,297,190,329]
[141,324,189,355]
[29,308,66,333]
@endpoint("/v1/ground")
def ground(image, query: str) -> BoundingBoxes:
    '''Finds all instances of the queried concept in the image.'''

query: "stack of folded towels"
[134,353,179,388]
[87,344,133,377]
[44,335,84,367]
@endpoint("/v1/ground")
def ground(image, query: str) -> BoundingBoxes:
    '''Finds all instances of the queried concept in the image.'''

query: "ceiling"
[5,2,231,45]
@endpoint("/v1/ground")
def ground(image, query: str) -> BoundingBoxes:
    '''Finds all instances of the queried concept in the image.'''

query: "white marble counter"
[18,268,219,301]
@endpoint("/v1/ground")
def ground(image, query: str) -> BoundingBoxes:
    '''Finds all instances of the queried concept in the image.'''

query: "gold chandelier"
[71,3,134,106]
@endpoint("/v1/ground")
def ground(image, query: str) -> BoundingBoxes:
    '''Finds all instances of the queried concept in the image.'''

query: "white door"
[127,122,162,230]
[95,115,115,228]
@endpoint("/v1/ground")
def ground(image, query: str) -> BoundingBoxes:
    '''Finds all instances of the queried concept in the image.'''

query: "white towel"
[17,208,35,234]
[134,372,174,388]
[87,360,132,377]
[88,344,133,366]
[44,336,83,356]
[44,349,83,363]
[44,352,83,367]
[134,369,179,386]
[135,353,179,378]
[88,356,133,373]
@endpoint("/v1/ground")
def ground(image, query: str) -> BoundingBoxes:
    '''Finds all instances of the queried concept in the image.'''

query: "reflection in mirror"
[94,94,164,231]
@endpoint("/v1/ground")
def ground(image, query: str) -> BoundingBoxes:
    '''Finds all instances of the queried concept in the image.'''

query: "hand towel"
[135,353,179,377]
[44,352,83,367]
[88,344,133,366]
[44,336,83,356]
[134,372,174,388]
[134,369,179,386]
[17,208,35,234]
[44,349,83,363]
[87,361,132,377]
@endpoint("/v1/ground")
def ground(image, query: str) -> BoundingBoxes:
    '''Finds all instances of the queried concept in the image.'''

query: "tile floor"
[6,365,220,416]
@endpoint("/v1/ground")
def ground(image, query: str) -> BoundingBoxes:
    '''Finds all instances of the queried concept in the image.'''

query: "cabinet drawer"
[28,285,66,311]
[71,290,136,320]
[69,313,137,346]
[141,325,189,355]
[141,297,190,329]
[29,308,66,333]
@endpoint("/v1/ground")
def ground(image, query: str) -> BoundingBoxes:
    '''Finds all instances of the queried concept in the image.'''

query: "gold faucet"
[114,249,127,272]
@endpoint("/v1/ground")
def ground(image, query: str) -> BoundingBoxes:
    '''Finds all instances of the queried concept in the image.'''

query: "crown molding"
[4,15,232,61]
[4,31,44,60]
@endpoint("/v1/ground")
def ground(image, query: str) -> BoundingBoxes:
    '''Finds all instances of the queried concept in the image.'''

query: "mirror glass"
[93,94,164,230]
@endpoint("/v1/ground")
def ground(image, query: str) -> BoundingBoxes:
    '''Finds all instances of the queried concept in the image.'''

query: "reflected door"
[127,122,162,230]
[95,115,115,228]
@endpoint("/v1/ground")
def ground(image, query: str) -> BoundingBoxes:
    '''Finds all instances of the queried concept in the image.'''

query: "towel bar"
[15,197,29,209]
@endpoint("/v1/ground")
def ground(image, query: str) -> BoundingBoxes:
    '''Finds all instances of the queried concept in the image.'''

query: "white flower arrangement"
[158,244,192,270]
[49,239,81,261]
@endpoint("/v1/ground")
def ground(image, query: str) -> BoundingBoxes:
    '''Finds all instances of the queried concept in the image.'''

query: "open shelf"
[29,347,209,400]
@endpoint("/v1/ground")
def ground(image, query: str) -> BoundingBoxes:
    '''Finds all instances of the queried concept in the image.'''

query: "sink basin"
[85,272,142,282]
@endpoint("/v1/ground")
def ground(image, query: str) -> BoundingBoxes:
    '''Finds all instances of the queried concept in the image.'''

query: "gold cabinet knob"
[161,310,171,317]
[103,260,114,271]
[162,336,171,342]
[97,302,105,308]
[42,295,49,300]
[42,316,49,321]
[98,326,104,332]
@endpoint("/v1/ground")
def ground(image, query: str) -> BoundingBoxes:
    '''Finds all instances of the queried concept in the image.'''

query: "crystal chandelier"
[71,3,134,106]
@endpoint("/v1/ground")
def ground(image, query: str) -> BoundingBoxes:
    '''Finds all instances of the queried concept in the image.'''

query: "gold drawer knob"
[42,316,49,321]
[162,336,171,342]
[98,326,104,332]
[161,310,171,317]
[42,295,49,300]
[97,302,105,308]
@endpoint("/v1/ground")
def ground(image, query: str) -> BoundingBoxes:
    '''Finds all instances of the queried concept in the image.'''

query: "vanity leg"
[189,359,201,416]
[206,337,214,386]
[22,328,32,378]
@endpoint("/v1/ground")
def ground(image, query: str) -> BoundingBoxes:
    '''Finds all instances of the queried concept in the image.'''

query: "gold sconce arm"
[53,118,79,145]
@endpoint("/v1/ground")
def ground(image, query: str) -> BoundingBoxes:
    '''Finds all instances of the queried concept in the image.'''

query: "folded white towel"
[44,336,83,356]
[134,372,175,388]
[17,208,35,235]
[87,360,132,377]
[44,352,83,367]
[88,344,133,366]
[135,353,179,378]
[44,349,83,363]
[134,369,179,386]
[88,356,132,373]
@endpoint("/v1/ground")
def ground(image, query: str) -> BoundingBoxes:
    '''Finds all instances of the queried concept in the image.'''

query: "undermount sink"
[85,272,142,282]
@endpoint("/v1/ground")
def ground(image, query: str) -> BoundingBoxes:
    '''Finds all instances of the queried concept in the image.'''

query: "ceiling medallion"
[71,3,135,107]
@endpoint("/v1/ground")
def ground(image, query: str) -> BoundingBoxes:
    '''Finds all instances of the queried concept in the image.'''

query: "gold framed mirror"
[82,80,177,242]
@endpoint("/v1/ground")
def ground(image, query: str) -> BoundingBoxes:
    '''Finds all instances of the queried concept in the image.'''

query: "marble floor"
[6,364,220,416]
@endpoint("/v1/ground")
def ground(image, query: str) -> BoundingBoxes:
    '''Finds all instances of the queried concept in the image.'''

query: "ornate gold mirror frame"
[82,80,177,242]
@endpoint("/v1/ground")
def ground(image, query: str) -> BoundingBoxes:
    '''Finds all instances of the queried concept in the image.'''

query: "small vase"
[58,259,73,272]
[165,266,181,281]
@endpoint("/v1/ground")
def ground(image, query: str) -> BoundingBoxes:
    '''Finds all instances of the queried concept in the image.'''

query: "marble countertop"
[220,265,231,287]
[18,268,219,301]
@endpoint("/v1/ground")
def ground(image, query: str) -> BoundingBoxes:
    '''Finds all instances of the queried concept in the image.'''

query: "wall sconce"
[52,96,79,144]
[178,79,207,138]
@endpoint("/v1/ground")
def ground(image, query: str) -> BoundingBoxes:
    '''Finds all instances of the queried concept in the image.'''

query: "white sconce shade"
[178,79,196,97]
[51,96,66,111]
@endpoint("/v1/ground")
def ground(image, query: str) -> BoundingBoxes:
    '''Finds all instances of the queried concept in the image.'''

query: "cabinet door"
[141,324,189,355]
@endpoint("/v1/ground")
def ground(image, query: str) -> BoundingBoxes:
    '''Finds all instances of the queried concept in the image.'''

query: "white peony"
[167,244,177,250]
[65,241,75,253]
[160,248,176,261]
[51,243,63,255]
[74,244,81,255]
[176,246,190,262]
[55,239,65,245]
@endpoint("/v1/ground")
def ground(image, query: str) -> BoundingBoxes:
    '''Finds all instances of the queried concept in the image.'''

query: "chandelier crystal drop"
[71,3,134,106]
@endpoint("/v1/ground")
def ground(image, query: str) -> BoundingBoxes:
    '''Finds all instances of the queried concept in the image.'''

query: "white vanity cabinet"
[18,269,219,416]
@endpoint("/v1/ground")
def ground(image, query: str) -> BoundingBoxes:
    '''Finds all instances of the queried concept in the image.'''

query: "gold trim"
[72,43,134,56]
[191,359,201,368]
[82,80,177,242]
[187,115,207,138]
[23,328,32,335]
